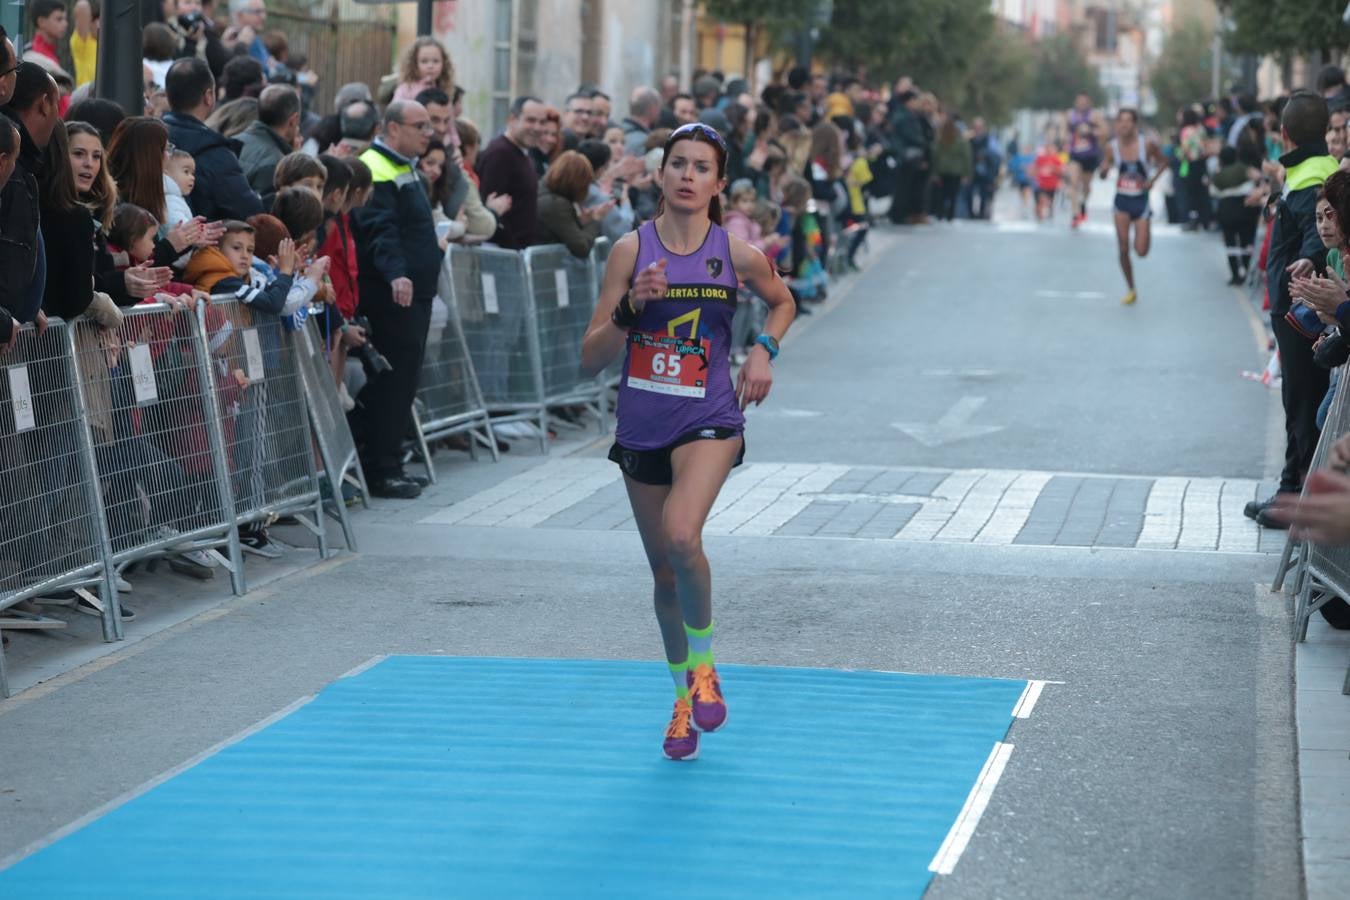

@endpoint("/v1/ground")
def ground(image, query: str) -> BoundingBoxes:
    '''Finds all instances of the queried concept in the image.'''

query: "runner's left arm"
[1145,140,1167,190]
[730,234,795,410]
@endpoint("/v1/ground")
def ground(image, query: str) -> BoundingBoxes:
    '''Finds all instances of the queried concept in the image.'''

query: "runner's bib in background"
[626,331,709,398]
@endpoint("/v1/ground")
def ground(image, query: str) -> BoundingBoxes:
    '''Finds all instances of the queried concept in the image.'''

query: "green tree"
[1150,19,1220,122]
[1025,34,1105,110]
[949,23,1036,125]
[816,0,995,89]
[703,0,818,37]
[1221,0,1350,60]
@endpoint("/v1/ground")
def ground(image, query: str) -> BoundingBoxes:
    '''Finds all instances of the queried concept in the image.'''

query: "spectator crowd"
[31,0,1344,633]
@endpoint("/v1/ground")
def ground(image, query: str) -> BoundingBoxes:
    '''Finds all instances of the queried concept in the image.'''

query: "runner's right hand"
[631,258,668,308]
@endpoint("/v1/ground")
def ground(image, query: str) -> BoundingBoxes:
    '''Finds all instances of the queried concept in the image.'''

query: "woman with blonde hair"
[393,36,453,103]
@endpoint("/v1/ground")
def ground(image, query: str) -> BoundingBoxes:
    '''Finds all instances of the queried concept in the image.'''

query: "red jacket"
[319,211,359,319]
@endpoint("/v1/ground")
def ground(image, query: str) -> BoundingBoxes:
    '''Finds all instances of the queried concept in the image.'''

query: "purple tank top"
[614,220,745,450]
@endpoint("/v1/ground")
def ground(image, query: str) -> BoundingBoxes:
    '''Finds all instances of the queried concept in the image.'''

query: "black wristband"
[611,292,641,329]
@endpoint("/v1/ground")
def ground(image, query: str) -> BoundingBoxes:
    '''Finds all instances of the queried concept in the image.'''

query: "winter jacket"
[476,133,539,249]
[534,183,596,259]
[39,204,98,321]
[163,111,264,222]
[0,110,44,336]
[1267,143,1339,317]
[318,211,360,320]
[182,246,293,314]
[932,138,973,179]
[162,174,194,229]
[887,104,928,165]
[350,141,442,305]
[236,119,292,210]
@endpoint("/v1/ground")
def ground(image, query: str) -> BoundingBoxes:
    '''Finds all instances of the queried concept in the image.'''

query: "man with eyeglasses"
[349,100,441,499]
[226,0,274,73]
[563,92,594,142]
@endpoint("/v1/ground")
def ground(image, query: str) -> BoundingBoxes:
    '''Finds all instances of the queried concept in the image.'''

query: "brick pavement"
[420,459,1283,553]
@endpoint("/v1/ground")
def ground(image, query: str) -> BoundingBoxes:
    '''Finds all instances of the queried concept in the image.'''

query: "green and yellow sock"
[669,660,689,700]
[684,620,715,670]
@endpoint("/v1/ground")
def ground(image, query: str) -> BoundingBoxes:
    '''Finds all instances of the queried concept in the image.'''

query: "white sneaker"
[175,548,219,569]
[337,382,356,412]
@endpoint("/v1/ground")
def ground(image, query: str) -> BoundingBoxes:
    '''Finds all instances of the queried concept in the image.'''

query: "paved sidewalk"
[421,456,1286,553]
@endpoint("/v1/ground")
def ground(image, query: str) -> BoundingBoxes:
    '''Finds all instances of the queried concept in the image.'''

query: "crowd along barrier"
[522,244,609,429]
[1273,373,1350,658]
[0,296,367,697]
[203,299,328,566]
[589,238,625,408]
[413,258,501,482]
[296,317,366,551]
[441,243,610,454]
[72,304,245,598]
[0,319,120,695]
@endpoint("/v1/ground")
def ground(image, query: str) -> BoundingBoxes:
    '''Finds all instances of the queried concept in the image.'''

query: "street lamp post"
[95,0,144,118]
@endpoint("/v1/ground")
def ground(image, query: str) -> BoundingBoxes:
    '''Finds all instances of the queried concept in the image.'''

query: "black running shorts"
[608,427,745,486]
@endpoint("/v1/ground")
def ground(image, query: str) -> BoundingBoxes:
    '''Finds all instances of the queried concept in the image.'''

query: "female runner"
[581,123,795,761]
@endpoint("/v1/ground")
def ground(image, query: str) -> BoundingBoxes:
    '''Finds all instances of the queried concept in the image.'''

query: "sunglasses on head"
[669,122,727,153]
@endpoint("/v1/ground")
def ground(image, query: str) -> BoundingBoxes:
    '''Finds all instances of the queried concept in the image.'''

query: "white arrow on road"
[891,396,1006,448]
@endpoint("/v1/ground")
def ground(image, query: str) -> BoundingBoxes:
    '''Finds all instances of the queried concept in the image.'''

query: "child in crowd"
[723,179,777,254]
[183,221,297,311]
[274,152,327,198]
[164,148,196,229]
[28,0,67,69]
[182,220,313,558]
[779,175,827,307]
[312,155,369,400]
[70,0,97,88]
[392,37,453,103]
[1034,142,1064,220]
[106,203,203,302]
[843,130,873,270]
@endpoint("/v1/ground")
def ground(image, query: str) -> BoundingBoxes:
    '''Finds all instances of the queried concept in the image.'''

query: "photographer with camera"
[349,101,440,499]
[168,0,230,78]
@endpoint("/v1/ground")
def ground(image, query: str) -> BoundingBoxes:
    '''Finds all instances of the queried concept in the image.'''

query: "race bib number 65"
[627,331,709,398]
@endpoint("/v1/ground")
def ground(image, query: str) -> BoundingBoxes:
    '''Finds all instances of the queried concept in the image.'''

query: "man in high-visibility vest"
[350,100,439,499]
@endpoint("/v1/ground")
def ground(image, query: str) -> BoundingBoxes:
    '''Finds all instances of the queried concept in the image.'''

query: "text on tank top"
[613,219,745,449]
[1112,136,1149,196]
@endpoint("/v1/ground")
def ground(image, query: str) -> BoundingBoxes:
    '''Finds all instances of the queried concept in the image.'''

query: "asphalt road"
[0,212,1300,899]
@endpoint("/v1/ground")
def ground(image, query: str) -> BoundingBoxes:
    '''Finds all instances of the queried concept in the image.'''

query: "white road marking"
[1012,680,1048,719]
[975,472,1053,543]
[421,461,1269,553]
[1136,477,1189,549]
[929,741,1016,875]
[892,396,1006,448]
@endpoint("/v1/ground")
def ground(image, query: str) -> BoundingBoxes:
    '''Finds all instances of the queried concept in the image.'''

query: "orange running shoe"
[686,664,728,733]
[663,698,699,761]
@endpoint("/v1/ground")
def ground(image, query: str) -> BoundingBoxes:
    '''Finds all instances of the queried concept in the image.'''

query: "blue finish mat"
[0,657,1027,898]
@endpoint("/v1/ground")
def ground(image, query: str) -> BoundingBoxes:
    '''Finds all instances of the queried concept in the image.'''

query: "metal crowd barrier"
[0,319,120,696]
[589,238,625,405]
[522,244,609,429]
[414,266,499,481]
[296,317,366,552]
[204,299,327,564]
[1280,377,1350,648]
[72,304,245,596]
[443,243,610,454]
